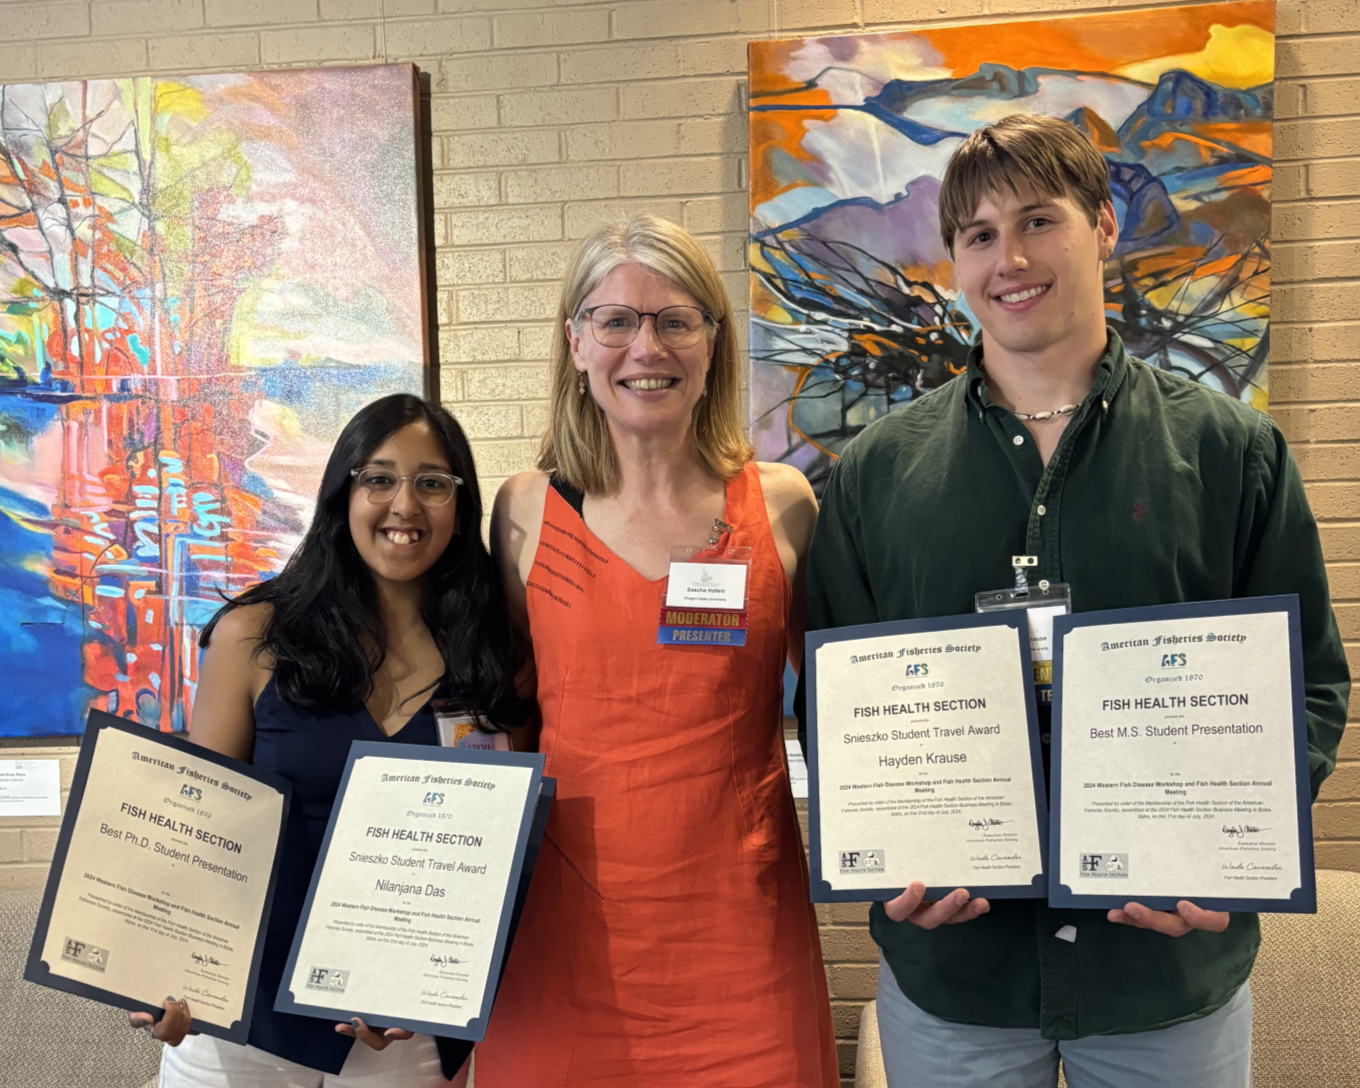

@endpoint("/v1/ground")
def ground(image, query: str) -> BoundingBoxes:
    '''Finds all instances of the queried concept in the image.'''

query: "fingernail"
[351,1017,363,1026]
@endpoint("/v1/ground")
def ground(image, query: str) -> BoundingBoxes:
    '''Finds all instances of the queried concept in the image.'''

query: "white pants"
[158,1032,459,1088]
[877,952,1252,1088]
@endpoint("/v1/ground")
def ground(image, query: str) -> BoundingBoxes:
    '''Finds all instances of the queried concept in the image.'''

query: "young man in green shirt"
[800,114,1348,1086]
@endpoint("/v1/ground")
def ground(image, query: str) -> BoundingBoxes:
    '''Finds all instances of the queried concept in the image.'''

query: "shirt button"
[1012,435,1024,446]
[1037,504,1047,516]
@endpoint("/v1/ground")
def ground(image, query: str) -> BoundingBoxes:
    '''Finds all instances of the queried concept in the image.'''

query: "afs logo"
[305,967,349,993]
[422,792,445,806]
[62,937,108,971]
[1078,852,1129,879]
[840,848,886,874]
[1160,653,1187,669]
[904,663,929,677]
[179,784,202,802]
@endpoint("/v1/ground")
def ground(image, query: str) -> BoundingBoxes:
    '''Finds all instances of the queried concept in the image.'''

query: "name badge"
[433,706,511,750]
[659,545,752,647]
[665,561,748,609]
[975,556,1071,707]
[1022,603,1069,688]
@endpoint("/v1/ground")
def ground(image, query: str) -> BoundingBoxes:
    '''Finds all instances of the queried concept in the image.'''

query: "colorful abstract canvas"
[749,1,1274,492]
[0,65,428,736]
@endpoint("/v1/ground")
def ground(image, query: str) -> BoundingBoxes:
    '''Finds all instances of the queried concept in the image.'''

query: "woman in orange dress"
[479,215,836,1086]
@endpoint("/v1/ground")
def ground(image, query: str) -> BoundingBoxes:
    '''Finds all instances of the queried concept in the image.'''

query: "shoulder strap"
[548,473,586,518]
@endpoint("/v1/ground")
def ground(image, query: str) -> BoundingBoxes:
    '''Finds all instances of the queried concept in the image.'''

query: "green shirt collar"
[964,327,1132,415]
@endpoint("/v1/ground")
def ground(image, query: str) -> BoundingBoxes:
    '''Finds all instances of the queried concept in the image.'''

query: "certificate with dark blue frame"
[274,742,546,1040]
[25,710,291,1043]
[1049,596,1315,913]
[806,612,1048,903]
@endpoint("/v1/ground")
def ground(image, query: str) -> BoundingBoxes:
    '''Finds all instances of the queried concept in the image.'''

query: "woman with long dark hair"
[132,393,526,1087]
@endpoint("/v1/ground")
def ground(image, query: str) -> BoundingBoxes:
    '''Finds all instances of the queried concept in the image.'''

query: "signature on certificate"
[429,953,462,968]
[967,817,1010,830]
[190,951,225,967]
[1222,824,1268,838]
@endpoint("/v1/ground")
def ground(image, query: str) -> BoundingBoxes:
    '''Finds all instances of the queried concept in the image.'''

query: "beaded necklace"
[978,360,1081,423]
[1012,402,1080,422]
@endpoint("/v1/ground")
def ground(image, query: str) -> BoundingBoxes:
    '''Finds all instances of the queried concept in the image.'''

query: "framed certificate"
[806,612,1048,902]
[25,711,291,1043]
[1050,596,1315,912]
[274,743,548,1040]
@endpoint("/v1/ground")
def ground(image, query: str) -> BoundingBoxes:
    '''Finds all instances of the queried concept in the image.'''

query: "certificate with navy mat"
[805,612,1048,902]
[25,710,290,1042]
[275,743,547,1039]
[1049,596,1315,913]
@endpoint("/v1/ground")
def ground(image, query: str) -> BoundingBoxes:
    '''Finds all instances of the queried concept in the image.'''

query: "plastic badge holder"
[433,701,510,751]
[975,556,1071,704]
[658,532,753,647]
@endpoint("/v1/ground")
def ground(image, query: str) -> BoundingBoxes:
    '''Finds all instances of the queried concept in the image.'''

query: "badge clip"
[1012,554,1037,596]
[709,518,735,546]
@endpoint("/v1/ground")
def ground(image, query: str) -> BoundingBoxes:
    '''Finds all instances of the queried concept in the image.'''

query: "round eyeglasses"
[350,468,463,507]
[581,304,715,350]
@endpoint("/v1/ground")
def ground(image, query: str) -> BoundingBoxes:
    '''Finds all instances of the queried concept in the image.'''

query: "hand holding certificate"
[25,711,290,1041]
[1050,596,1315,913]
[805,613,1047,903]
[276,743,549,1039]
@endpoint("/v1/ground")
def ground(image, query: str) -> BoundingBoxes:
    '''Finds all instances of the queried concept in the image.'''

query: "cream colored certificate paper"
[35,724,285,1034]
[1055,608,1302,904]
[281,754,534,1029]
[813,620,1043,896]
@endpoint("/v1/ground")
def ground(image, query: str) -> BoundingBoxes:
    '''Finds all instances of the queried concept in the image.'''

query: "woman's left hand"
[335,1016,413,1050]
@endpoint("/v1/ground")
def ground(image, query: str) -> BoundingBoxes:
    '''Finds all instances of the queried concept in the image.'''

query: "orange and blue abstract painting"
[749,1,1274,492]
[0,65,427,735]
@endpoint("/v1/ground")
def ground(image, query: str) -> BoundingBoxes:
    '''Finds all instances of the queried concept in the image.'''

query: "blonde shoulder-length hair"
[537,214,753,496]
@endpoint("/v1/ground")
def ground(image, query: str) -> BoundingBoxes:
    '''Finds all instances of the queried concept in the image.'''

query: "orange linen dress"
[475,463,838,1087]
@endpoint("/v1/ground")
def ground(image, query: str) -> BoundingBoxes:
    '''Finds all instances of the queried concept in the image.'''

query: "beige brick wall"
[0,0,1356,1079]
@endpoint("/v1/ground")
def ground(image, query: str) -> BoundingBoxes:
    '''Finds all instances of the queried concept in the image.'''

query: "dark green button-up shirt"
[799,330,1349,1039]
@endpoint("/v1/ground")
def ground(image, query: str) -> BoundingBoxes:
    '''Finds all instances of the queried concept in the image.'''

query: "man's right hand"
[883,882,990,928]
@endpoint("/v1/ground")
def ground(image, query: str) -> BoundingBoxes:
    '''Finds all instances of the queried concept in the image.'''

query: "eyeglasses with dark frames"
[350,468,463,507]
[581,304,715,350]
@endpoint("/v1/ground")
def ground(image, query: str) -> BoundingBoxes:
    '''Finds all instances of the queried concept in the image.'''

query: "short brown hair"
[537,214,752,495]
[938,114,1112,254]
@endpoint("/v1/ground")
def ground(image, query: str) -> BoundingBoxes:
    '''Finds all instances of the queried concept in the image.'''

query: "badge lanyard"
[975,555,1071,708]
[657,518,752,647]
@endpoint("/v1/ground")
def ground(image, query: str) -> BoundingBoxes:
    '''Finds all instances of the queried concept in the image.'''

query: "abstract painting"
[749,1,1274,492]
[0,65,428,736]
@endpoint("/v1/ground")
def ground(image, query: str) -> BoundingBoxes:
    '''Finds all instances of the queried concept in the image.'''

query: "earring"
[577,372,586,396]
[700,380,707,397]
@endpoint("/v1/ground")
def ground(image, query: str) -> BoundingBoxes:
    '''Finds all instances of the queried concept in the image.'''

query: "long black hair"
[201,394,529,730]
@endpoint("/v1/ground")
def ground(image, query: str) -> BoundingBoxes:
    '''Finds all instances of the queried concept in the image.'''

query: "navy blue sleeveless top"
[247,677,473,1077]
